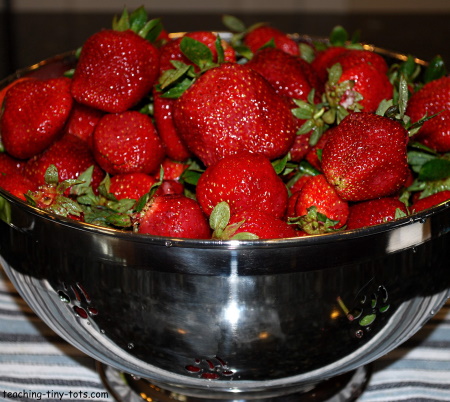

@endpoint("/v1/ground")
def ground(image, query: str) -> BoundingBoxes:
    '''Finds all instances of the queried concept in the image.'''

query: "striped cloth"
[1,266,449,402]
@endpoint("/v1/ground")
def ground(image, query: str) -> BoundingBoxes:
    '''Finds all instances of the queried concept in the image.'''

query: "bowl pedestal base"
[97,363,371,402]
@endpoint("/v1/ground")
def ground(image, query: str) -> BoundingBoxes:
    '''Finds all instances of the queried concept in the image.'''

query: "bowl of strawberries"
[1,6,450,402]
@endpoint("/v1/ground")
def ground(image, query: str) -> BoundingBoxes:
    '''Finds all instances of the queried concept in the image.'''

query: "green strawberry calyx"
[288,206,343,235]
[210,201,259,240]
[157,35,227,99]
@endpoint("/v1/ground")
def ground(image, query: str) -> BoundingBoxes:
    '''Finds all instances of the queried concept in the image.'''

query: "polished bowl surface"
[1,51,450,400]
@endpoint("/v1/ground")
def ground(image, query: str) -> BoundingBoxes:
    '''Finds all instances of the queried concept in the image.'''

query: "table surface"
[1,266,450,402]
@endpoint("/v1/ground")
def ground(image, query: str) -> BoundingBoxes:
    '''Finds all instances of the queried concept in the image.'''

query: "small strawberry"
[158,31,235,74]
[156,158,189,181]
[304,126,337,171]
[406,76,450,152]
[152,90,192,162]
[63,101,104,146]
[326,62,393,114]
[70,8,161,113]
[287,174,349,233]
[172,63,297,167]
[109,172,157,201]
[0,77,73,159]
[136,193,211,239]
[196,152,288,218]
[346,197,408,230]
[210,202,297,240]
[92,111,165,175]
[23,134,105,191]
[243,25,300,56]
[0,172,36,201]
[410,190,450,214]
[24,164,84,220]
[321,112,410,201]
[246,47,320,102]
[312,46,348,85]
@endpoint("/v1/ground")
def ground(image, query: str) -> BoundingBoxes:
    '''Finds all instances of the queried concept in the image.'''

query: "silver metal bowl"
[1,51,450,401]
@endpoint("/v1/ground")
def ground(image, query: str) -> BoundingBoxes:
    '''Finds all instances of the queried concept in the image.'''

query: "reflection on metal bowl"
[0,51,450,401]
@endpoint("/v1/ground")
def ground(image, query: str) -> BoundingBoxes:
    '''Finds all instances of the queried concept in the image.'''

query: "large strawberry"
[196,152,288,218]
[92,111,165,175]
[0,77,73,159]
[172,63,297,167]
[70,8,161,113]
[406,76,450,152]
[154,32,236,162]
[321,112,410,201]
[136,193,211,239]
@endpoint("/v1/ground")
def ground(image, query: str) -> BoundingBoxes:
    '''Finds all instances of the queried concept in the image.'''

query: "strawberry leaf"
[424,55,447,83]
[210,201,231,238]
[329,26,348,47]
[230,231,259,240]
[129,6,148,33]
[180,36,215,70]
[418,158,450,181]
[44,165,59,186]
[112,8,130,31]
[215,35,225,64]
[222,15,246,33]
[140,18,164,43]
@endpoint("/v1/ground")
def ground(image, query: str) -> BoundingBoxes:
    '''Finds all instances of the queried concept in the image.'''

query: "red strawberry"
[158,31,236,74]
[154,33,236,162]
[312,46,348,84]
[410,190,450,214]
[0,77,73,159]
[196,152,288,218]
[0,172,36,201]
[225,209,298,239]
[331,62,393,113]
[287,174,349,233]
[63,102,104,146]
[321,112,409,201]
[136,193,211,239]
[23,134,105,190]
[152,90,192,162]
[0,77,32,108]
[92,111,165,175]
[406,76,450,152]
[172,63,297,167]
[305,126,336,171]
[243,25,300,56]
[0,153,25,175]
[346,197,408,230]
[157,158,189,181]
[246,47,320,102]
[109,173,157,201]
[71,29,159,113]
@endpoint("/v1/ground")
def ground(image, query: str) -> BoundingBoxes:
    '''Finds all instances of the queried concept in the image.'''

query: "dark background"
[1,10,449,79]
